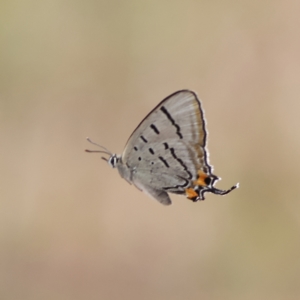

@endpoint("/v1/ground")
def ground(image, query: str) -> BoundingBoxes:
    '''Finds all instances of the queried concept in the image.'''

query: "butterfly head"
[85,138,121,167]
[107,154,121,168]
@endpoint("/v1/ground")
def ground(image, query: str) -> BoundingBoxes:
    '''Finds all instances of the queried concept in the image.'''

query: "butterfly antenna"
[86,137,112,154]
[85,137,112,161]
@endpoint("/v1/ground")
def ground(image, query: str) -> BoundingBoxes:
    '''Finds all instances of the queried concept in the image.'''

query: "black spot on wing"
[204,177,211,185]
[140,135,148,143]
[149,148,155,155]
[160,106,183,139]
[150,124,160,134]
[159,156,169,168]
[163,142,169,150]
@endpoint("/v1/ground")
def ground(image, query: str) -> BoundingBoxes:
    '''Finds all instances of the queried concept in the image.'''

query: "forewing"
[121,90,212,194]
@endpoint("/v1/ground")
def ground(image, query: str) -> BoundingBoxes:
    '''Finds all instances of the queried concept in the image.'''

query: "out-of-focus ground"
[1,1,300,299]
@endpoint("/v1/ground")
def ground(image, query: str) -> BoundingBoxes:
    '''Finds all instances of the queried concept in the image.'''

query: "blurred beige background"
[1,1,300,299]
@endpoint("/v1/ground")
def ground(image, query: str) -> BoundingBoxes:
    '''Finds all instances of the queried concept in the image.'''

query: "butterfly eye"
[108,155,119,168]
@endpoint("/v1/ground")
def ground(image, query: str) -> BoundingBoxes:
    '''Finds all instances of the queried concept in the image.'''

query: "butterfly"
[86,90,238,205]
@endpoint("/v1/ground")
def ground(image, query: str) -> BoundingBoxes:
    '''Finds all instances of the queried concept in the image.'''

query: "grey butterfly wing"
[133,182,172,206]
[121,90,210,205]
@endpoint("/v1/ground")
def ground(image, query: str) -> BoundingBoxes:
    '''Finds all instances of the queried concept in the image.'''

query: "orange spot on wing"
[194,170,209,187]
[185,188,199,200]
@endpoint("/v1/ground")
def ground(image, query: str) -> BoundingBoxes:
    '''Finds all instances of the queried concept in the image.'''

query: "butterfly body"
[92,90,238,205]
